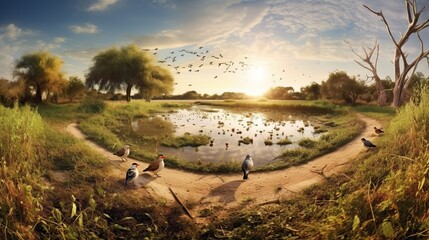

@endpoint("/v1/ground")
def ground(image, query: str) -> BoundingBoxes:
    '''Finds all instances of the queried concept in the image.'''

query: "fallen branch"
[310,164,327,175]
[169,186,194,219]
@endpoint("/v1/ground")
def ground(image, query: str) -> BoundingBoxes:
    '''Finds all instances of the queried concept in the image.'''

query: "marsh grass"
[161,133,211,148]
[204,89,428,239]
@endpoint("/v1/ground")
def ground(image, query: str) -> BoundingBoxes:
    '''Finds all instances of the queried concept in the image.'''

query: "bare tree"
[346,40,387,106]
[364,0,429,107]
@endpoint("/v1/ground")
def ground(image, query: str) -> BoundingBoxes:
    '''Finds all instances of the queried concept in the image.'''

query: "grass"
[203,90,428,239]
[161,132,211,148]
[0,104,199,239]
[69,99,365,173]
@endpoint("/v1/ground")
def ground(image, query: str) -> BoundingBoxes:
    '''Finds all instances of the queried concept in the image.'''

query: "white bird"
[241,154,254,180]
[361,138,376,149]
[143,154,166,177]
[125,163,139,185]
[114,145,131,161]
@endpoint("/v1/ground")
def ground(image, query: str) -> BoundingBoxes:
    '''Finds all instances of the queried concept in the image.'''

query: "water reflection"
[132,106,323,167]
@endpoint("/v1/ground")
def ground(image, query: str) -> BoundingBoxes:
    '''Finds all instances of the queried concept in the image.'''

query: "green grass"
[203,89,429,239]
[161,132,211,148]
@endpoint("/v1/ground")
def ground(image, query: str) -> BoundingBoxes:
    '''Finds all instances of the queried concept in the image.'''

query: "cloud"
[54,37,66,43]
[131,1,269,48]
[87,0,118,11]
[70,23,99,34]
[0,24,33,40]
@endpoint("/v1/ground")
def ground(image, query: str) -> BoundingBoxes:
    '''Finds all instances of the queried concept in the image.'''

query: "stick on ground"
[169,186,194,219]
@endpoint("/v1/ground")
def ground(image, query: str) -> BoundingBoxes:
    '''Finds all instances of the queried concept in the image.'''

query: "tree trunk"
[126,84,132,102]
[374,76,387,105]
[35,87,43,103]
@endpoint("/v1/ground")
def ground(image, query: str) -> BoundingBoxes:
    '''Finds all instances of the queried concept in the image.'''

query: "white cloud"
[87,0,118,11]
[70,23,99,34]
[0,24,33,40]
[132,1,269,48]
[54,37,66,43]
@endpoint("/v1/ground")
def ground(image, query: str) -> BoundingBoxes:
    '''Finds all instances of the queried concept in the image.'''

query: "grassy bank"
[0,105,198,239]
[76,99,363,173]
[203,90,428,239]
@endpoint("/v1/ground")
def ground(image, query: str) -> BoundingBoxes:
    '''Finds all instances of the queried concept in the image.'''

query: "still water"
[132,106,323,166]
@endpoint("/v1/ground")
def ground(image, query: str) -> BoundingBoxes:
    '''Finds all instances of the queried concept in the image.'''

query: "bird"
[143,154,166,177]
[113,145,131,161]
[125,163,139,185]
[361,138,376,150]
[241,154,254,180]
[374,127,384,134]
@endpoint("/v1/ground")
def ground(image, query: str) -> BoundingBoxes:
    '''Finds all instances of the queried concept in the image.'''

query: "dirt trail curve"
[66,114,380,219]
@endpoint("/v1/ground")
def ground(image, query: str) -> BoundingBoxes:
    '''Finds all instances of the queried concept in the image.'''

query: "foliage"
[66,76,86,102]
[86,44,174,102]
[300,82,322,100]
[0,105,46,239]
[205,87,429,239]
[14,52,66,103]
[321,71,366,105]
[77,97,106,113]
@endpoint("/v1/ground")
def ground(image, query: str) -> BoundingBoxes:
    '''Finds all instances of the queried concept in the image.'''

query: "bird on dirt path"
[374,127,384,135]
[125,163,139,185]
[361,138,376,150]
[143,154,166,177]
[114,145,131,161]
[242,155,254,180]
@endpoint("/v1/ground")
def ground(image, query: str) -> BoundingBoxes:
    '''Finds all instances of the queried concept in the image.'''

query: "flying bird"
[242,154,254,180]
[114,145,131,161]
[361,138,376,150]
[125,163,139,185]
[143,154,167,177]
[374,127,384,134]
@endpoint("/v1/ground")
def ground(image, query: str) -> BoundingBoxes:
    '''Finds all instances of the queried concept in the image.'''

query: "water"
[132,106,323,166]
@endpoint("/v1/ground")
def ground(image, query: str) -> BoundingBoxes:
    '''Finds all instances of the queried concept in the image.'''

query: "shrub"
[78,97,106,113]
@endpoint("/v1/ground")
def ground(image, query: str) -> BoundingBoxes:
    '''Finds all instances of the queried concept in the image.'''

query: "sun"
[244,66,269,96]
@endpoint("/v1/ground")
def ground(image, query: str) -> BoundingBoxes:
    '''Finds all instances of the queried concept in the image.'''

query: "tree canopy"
[14,52,65,103]
[86,44,174,102]
[321,71,366,105]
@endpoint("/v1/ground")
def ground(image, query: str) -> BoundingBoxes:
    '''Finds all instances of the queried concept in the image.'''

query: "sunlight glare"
[245,66,269,96]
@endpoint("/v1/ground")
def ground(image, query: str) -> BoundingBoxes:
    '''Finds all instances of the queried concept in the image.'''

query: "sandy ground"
[66,114,380,221]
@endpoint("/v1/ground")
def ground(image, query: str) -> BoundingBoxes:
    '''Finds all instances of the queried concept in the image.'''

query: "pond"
[132,106,324,167]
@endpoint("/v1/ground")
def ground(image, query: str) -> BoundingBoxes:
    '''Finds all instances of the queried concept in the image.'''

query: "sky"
[1,0,429,96]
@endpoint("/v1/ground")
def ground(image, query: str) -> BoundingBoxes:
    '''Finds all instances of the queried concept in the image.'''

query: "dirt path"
[66,114,380,221]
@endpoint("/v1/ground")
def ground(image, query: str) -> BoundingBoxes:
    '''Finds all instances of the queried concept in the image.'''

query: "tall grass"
[203,88,429,239]
[0,105,46,239]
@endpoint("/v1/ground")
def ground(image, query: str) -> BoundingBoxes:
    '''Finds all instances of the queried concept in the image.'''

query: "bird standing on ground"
[114,145,131,161]
[125,163,139,185]
[374,127,384,135]
[242,155,254,180]
[143,154,166,177]
[361,138,376,150]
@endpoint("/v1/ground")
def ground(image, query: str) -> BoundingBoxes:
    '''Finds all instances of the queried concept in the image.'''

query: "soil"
[66,113,380,223]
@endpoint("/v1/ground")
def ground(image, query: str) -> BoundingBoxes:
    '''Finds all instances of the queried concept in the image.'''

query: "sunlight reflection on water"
[132,106,323,167]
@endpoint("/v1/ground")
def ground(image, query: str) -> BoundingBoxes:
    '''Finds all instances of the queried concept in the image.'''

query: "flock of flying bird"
[142,46,295,86]
[114,126,384,186]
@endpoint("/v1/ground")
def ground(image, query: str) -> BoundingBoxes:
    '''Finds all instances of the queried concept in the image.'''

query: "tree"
[321,71,366,105]
[14,52,65,103]
[264,86,295,99]
[300,82,321,100]
[346,40,387,105]
[364,0,429,107]
[139,65,174,101]
[86,44,173,102]
[66,77,86,102]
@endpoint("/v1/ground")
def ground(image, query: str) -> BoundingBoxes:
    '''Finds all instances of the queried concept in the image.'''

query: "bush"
[78,97,106,113]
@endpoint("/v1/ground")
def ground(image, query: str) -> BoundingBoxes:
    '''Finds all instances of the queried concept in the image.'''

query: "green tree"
[14,52,65,103]
[321,71,367,105]
[86,44,173,102]
[264,86,295,99]
[139,65,174,101]
[300,82,321,100]
[66,76,86,102]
